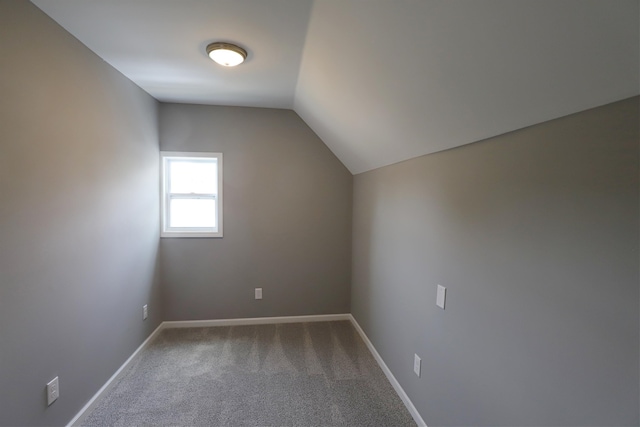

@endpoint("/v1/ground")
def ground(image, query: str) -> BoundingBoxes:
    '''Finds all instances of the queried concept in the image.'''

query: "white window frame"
[160,151,223,238]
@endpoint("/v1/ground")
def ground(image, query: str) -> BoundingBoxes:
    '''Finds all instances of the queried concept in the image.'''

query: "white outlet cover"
[414,354,421,377]
[255,288,263,300]
[47,377,59,406]
[436,285,446,309]
[143,304,148,320]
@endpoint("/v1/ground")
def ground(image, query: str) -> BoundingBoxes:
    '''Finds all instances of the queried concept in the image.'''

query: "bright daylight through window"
[161,152,223,238]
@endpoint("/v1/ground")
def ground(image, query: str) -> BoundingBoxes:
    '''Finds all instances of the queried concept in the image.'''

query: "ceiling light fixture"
[206,42,247,67]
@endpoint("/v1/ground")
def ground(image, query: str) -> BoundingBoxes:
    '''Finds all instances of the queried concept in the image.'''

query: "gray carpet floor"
[80,320,416,426]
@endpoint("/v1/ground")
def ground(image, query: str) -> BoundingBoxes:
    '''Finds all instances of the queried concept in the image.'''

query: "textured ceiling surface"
[31,0,640,174]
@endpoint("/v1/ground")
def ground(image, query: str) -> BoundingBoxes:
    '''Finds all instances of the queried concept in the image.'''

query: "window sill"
[161,231,223,238]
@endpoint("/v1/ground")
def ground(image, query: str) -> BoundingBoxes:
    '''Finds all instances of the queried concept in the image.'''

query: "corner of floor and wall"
[1,1,639,427]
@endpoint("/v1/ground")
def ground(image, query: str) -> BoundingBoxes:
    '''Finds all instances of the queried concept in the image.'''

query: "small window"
[160,152,223,238]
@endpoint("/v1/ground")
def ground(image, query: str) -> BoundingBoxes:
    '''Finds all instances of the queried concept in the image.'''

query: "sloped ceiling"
[31,0,639,174]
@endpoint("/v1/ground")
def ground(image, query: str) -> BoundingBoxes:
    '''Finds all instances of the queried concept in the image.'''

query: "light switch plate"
[436,285,446,309]
[255,288,263,300]
[414,354,421,377]
[47,377,59,406]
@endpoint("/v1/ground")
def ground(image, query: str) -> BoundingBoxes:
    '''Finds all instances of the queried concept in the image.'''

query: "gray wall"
[0,2,162,426]
[352,98,639,426]
[159,104,352,320]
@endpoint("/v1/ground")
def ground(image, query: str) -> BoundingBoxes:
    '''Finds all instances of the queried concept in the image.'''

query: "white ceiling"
[32,0,639,174]
[31,0,313,108]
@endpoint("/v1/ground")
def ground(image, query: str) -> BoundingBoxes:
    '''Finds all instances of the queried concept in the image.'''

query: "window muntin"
[161,152,222,238]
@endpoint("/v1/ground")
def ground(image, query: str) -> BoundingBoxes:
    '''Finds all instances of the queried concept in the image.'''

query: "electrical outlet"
[143,304,148,320]
[414,354,421,377]
[255,288,263,300]
[47,377,59,406]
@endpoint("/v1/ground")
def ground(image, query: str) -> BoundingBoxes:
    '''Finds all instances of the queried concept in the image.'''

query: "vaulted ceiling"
[31,0,639,174]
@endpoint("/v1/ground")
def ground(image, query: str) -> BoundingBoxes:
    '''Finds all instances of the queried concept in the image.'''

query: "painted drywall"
[352,98,639,426]
[31,0,315,108]
[296,0,640,174]
[159,104,352,320]
[0,1,161,425]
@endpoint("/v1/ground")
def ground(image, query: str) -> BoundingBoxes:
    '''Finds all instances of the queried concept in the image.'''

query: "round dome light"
[206,42,247,67]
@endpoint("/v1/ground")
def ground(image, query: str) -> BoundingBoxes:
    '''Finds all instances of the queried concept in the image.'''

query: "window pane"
[169,199,216,228]
[169,159,217,194]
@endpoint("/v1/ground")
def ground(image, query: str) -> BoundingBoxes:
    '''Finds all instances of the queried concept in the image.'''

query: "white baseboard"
[162,313,351,328]
[66,323,165,427]
[348,314,427,427]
